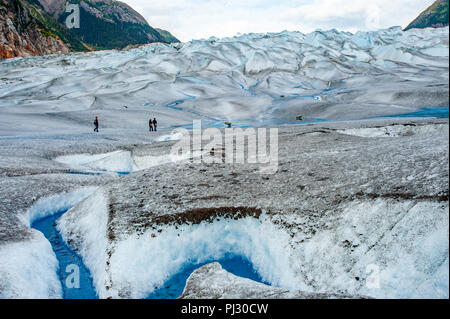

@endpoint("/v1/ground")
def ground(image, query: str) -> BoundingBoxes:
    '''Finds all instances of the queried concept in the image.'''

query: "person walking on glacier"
[94,116,99,132]
[153,118,158,131]
[149,118,154,131]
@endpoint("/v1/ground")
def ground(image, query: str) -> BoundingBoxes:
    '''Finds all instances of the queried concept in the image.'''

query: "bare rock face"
[1,0,179,59]
[34,0,66,16]
[78,0,148,25]
[0,0,69,59]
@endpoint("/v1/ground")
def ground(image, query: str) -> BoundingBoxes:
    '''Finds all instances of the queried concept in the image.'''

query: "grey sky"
[121,0,436,42]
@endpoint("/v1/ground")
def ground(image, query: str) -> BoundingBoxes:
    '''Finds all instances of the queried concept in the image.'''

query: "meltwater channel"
[32,209,269,299]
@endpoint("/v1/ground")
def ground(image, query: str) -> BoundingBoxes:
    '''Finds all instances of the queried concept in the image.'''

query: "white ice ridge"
[55,151,134,173]
[54,132,197,174]
[338,123,449,138]
[0,27,447,126]
[54,150,194,173]
[0,231,61,299]
[20,187,98,227]
[56,189,110,298]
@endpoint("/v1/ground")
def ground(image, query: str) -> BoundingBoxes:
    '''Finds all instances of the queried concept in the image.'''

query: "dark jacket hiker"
[94,117,99,132]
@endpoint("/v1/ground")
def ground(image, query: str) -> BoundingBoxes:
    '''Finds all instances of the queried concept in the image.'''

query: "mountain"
[155,28,179,44]
[405,0,449,30]
[0,0,71,58]
[1,0,179,59]
[42,0,179,50]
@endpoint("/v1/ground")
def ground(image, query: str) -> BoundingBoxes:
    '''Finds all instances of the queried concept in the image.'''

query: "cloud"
[121,0,437,41]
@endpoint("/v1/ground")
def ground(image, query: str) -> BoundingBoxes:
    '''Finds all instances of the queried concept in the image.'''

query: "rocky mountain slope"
[1,0,179,59]
[405,0,449,30]
[0,0,70,58]
[155,28,180,44]
[44,0,179,50]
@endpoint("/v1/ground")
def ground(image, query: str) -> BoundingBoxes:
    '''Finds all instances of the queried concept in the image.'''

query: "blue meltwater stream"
[32,210,98,299]
[31,209,268,299]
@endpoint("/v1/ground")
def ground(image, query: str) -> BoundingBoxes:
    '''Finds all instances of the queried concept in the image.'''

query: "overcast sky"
[122,0,436,42]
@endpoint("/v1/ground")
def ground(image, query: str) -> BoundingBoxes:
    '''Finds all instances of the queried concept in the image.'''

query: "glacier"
[0,26,448,134]
[0,26,448,299]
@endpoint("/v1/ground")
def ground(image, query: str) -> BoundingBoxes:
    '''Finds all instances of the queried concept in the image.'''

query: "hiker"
[149,118,153,131]
[94,116,99,132]
[153,118,158,131]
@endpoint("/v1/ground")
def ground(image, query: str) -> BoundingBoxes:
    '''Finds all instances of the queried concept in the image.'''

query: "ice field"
[0,26,448,134]
[0,26,448,299]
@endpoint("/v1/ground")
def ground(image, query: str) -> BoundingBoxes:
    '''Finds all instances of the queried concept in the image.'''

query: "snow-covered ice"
[59,210,299,299]
[338,123,448,138]
[0,26,448,299]
[57,119,449,299]
[0,230,61,299]
[20,187,97,227]
[1,187,97,298]
[55,148,196,174]
[0,26,448,135]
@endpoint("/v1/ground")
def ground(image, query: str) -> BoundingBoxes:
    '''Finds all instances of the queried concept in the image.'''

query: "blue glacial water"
[161,104,447,131]
[147,255,269,299]
[32,209,267,299]
[31,210,98,299]
[384,107,449,119]
[66,171,130,177]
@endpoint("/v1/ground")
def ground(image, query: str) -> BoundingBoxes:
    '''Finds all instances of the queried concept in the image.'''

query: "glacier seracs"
[0,26,448,134]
